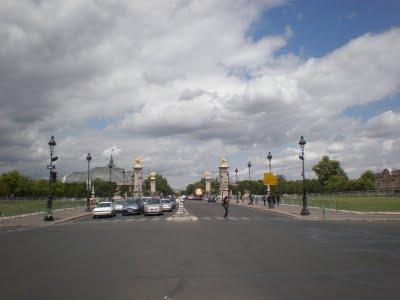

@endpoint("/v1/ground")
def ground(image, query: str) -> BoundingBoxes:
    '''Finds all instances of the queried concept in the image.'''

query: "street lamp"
[85,153,92,212]
[247,161,252,182]
[234,167,238,183]
[234,167,239,203]
[122,169,126,198]
[44,136,57,221]
[227,171,230,198]
[299,136,310,216]
[108,153,114,201]
[267,152,272,173]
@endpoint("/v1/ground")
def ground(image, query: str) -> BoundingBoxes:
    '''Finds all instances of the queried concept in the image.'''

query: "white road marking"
[215,216,225,220]
[151,217,161,222]
[240,217,250,220]
[228,217,238,220]
[137,218,147,222]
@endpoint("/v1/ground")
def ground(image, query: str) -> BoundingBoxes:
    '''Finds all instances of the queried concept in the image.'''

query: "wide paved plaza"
[1,201,399,299]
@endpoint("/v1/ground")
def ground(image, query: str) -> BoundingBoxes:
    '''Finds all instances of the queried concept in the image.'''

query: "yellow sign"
[264,173,277,185]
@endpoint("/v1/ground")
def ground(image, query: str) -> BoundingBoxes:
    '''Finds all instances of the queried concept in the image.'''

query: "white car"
[93,202,116,218]
[144,198,163,216]
[161,199,173,212]
[114,200,124,213]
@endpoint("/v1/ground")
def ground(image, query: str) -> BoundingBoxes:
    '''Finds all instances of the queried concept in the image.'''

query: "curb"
[55,212,92,224]
[0,206,86,221]
[231,202,298,219]
[232,202,400,222]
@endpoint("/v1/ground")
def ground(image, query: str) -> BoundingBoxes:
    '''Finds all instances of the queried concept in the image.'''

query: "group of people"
[220,193,281,218]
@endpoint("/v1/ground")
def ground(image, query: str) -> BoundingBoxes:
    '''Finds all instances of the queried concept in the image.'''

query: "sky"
[0,0,400,189]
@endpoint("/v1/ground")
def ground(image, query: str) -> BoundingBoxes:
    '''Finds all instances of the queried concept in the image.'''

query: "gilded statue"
[134,157,142,168]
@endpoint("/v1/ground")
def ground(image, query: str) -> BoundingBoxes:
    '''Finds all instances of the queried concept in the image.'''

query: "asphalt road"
[1,201,399,300]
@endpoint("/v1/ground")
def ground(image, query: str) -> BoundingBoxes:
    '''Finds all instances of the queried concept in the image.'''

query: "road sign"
[264,173,277,185]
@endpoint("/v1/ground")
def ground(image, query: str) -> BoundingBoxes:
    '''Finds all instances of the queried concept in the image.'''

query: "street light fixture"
[44,136,57,221]
[234,167,239,203]
[234,167,238,184]
[122,169,126,198]
[108,153,114,201]
[247,161,252,182]
[267,152,272,173]
[299,136,310,216]
[85,153,92,212]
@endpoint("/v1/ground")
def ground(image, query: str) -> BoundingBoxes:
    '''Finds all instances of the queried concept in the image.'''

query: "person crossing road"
[222,196,229,218]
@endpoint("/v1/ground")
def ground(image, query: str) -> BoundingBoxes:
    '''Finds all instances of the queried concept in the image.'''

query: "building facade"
[374,169,400,191]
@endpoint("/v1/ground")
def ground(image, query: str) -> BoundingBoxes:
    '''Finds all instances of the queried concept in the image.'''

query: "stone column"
[204,171,211,195]
[133,158,143,198]
[219,157,229,198]
[150,172,156,196]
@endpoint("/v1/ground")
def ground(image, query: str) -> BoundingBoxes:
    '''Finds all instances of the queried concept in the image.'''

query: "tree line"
[0,171,174,198]
[185,156,375,195]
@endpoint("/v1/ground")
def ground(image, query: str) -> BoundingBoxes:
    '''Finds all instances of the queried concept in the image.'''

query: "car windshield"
[125,199,139,205]
[161,199,170,204]
[97,203,111,208]
[147,199,161,205]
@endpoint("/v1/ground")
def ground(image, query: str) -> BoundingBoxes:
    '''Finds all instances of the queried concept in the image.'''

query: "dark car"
[122,198,144,215]
[208,196,216,203]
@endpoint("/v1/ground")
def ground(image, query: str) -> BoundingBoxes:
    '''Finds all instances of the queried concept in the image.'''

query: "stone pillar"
[204,171,211,195]
[133,158,143,198]
[150,172,156,196]
[219,157,229,198]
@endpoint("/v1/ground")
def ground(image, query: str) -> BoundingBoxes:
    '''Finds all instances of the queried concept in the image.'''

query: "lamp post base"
[44,214,54,221]
[300,207,310,216]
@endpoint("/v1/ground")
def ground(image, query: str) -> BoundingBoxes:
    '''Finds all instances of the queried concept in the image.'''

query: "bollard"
[321,204,326,219]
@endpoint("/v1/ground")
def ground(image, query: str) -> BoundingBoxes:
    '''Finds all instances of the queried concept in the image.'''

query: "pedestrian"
[276,194,280,206]
[222,196,229,218]
[263,195,266,206]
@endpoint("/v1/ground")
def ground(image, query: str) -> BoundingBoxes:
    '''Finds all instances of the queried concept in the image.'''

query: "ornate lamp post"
[44,136,58,221]
[108,153,114,201]
[234,167,238,183]
[266,152,273,208]
[122,169,126,198]
[247,161,252,182]
[85,153,92,212]
[299,136,310,215]
[234,167,239,202]
[267,152,272,173]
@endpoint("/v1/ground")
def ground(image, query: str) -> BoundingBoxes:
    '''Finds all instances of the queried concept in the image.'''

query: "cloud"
[0,1,399,188]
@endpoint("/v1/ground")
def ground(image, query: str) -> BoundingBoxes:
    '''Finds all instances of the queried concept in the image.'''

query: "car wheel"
[93,215,97,219]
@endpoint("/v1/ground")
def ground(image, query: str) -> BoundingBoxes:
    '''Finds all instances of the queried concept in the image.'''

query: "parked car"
[93,202,116,218]
[144,198,163,216]
[161,199,173,212]
[115,200,125,213]
[122,198,144,215]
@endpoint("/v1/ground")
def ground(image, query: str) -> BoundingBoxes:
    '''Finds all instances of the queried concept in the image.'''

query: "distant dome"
[63,166,133,183]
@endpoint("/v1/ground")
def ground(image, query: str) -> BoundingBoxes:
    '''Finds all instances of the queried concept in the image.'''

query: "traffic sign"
[263,173,277,185]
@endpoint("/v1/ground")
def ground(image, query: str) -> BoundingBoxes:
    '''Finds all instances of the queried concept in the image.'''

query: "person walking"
[263,194,266,206]
[222,196,229,218]
[276,194,281,206]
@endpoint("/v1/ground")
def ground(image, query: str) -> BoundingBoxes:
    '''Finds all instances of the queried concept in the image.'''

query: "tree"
[92,179,116,197]
[143,174,173,196]
[0,171,32,197]
[312,156,348,186]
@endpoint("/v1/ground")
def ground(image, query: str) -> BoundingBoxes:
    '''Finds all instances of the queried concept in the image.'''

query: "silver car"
[161,199,173,212]
[143,198,163,216]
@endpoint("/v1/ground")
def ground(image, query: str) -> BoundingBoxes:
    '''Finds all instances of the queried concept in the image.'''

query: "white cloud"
[0,1,400,188]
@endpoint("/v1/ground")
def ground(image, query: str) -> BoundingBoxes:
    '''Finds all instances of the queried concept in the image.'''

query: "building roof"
[63,166,133,183]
